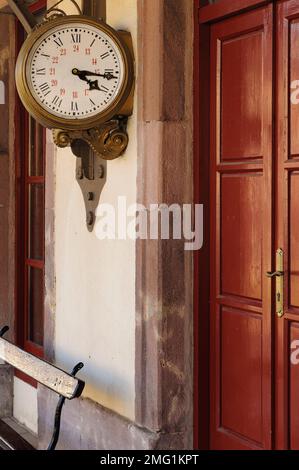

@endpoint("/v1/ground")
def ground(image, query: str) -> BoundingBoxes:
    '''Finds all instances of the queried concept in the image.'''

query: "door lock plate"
[276,249,284,318]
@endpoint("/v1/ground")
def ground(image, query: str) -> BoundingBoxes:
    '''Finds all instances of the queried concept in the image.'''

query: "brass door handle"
[267,249,284,318]
[266,270,284,278]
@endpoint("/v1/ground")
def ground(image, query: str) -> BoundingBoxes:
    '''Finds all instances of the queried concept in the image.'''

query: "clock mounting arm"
[7,0,37,33]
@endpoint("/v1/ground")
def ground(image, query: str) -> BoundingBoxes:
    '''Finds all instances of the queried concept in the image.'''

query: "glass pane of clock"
[27,22,125,120]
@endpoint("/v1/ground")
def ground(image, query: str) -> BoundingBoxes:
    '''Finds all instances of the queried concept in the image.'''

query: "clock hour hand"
[72,68,117,81]
[88,80,101,91]
[74,76,103,92]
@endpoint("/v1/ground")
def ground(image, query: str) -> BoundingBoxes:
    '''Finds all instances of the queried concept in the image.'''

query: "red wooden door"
[209,5,273,450]
[276,0,299,450]
[209,0,299,449]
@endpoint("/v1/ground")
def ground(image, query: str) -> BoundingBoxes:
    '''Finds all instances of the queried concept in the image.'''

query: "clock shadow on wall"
[11,0,135,231]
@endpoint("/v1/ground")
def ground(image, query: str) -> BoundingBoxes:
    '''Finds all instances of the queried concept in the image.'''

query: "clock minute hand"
[72,68,117,81]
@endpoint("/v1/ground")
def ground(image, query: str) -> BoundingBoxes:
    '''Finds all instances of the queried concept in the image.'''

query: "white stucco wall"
[54,0,137,420]
[13,377,38,434]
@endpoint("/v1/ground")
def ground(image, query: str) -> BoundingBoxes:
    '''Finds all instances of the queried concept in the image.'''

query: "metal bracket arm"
[7,0,37,33]
[52,117,129,231]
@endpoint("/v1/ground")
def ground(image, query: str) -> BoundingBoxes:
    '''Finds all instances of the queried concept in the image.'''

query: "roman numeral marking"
[54,37,63,47]
[89,98,96,106]
[52,96,62,107]
[71,101,79,111]
[90,38,96,48]
[105,69,114,73]
[36,68,46,75]
[39,82,51,96]
[99,85,109,93]
[100,52,110,60]
[71,33,81,43]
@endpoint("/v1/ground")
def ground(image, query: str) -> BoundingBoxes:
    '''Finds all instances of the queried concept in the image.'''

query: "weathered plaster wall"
[39,0,194,451]
[53,0,137,421]
[135,0,194,449]
[0,366,13,419]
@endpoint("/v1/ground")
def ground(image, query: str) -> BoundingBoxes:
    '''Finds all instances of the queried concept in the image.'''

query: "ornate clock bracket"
[52,116,129,231]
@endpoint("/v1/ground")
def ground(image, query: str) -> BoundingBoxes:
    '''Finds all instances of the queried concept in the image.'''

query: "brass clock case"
[15,15,135,130]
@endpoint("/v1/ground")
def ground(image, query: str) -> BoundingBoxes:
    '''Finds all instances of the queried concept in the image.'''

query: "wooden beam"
[0,338,85,399]
[198,0,271,24]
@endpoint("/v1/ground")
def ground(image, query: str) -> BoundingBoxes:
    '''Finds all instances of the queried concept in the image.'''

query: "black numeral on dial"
[52,96,62,107]
[36,68,46,75]
[99,85,109,93]
[100,52,110,60]
[71,33,81,43]
[71,101,79,111]
[39,82,51,96]
[54,37,63,47]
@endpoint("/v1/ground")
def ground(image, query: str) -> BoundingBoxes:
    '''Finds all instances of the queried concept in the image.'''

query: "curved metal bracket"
[53,117,129,161]
[0,325,9,338]
[7,0,38,33]
[7,0,82,33]
[45,0,82,19]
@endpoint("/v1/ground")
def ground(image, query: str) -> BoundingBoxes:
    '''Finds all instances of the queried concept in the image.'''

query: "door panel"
[290,323,299,449]
[221,307,263,444]
[210,6,273,450]
[289,173,299,309]
[276,0,299,450]
[290,19,299,157]
[221,32,263,161]
[221,173,263,300]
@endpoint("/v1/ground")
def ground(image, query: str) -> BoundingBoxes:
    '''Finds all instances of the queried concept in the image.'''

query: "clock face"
[25,22,125,120]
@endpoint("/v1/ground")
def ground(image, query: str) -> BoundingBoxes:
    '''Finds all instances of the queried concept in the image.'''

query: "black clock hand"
[75,77,104,92]
[88,80,101,91]
[72,68,117,81]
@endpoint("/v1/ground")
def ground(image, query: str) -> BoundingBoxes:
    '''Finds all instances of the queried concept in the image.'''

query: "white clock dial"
[26,22,125,120]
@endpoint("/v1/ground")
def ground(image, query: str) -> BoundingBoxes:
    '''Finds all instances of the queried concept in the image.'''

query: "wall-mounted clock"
[12,3,135,232]
[16,15,134,132]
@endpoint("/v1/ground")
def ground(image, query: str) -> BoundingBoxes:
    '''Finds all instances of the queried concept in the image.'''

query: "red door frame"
[14,0,47,387]
[193,0,277,450]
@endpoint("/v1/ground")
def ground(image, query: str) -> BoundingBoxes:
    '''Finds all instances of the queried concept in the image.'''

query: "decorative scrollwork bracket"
[52,117,129,231]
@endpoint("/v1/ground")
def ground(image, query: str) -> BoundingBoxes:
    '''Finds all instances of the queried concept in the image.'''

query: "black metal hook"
[71,362,84,377]
[47,362,84,451]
